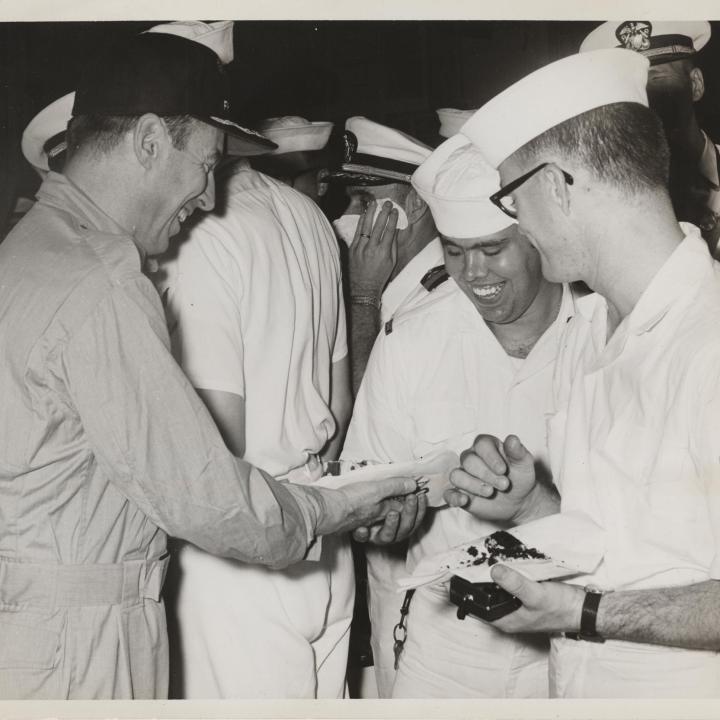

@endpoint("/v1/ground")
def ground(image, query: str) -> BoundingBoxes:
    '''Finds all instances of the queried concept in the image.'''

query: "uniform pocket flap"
[0,618,59,669]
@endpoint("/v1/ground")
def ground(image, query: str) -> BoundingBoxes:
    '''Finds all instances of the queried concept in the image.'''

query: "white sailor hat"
[144,20,235,64]
[460,49,649,169]
[412,134,515,238]
[436,108,476,139]
[254,116,333,154]
[580,21,711,65]
[326,116,432,185]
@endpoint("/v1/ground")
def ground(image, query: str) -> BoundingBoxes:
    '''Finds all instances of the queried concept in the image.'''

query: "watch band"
[350,294,381,309]
[579,588,603,641]
[565,587,605,643]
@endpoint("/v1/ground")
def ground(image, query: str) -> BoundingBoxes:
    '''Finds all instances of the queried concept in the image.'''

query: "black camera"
[449,575,522,622]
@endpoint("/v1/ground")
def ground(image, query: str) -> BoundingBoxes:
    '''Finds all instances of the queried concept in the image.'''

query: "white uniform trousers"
[365,546,407,698]
[392,584,549,698]
[551,635,720,698]
[173,533,354,698]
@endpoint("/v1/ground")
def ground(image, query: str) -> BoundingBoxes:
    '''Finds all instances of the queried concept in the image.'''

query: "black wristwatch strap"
[566,588,605,643]
[580,589,603,640]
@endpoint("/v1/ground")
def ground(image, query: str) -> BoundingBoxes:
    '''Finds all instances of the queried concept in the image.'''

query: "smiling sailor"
[0,24,420,700]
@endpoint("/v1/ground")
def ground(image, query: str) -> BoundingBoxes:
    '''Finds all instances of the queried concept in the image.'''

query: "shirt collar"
[510,283,576,381]
[37,172,130,237]
[36,172,144,269]
[627,223,712,337]
[381,237,445,322]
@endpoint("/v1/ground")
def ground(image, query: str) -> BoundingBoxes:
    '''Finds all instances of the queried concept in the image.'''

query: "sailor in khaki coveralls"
[0,30,421,700]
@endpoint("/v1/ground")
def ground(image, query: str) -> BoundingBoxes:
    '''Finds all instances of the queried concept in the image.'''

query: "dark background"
[2,20,720,230]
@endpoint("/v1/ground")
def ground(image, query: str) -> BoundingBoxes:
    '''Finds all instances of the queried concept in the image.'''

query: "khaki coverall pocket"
[0,616,61,699]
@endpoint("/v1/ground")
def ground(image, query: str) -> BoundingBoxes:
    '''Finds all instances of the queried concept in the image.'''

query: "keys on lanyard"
[392,589,415,671]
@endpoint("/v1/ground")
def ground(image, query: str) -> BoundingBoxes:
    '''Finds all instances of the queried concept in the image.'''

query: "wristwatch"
[565,585,607,643]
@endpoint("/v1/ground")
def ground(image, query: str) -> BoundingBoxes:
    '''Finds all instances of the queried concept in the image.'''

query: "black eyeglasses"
[490,162,574,219]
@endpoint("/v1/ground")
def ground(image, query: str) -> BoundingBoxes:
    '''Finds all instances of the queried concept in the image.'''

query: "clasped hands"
[351,433,581,634]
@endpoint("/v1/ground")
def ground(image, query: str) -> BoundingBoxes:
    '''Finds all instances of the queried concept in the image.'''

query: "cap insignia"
[343,130,358,163]
[616,21,653,52]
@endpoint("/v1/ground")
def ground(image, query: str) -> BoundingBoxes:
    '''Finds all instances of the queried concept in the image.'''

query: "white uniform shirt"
[548,224,720,698]
[551,225,720,592]
[346,280,588,565]
[155,165,353,699]
[380,238,445,323]
[343,278,594,697]
[160,165,347,477]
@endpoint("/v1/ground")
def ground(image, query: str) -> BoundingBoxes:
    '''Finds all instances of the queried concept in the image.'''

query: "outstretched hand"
[352,487,428,545]
[314,476,420,537]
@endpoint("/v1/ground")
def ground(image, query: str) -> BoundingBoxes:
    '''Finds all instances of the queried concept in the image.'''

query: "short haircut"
[65,114,197,159]
[515,102,670,194]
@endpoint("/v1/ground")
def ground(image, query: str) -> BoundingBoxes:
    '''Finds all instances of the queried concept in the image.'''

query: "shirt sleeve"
[341,329,414,464]
[166,221,246,397]
[62,280,320,569]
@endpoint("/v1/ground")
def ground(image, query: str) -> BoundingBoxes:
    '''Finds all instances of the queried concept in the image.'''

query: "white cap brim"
[22,91,74,173]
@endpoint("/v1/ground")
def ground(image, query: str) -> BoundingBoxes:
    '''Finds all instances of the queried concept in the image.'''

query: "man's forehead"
[647,60,691,82]
[346,182,399,197]
[441,225,516,247]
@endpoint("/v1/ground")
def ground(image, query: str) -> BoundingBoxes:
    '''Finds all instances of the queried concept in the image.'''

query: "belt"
[0,554,169,608]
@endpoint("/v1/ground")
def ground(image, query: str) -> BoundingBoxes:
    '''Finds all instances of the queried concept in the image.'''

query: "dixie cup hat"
[460,49,649,169]
[412,134,515,238]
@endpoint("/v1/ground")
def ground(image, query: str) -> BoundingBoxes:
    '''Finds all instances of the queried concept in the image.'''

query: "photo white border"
[2,0,720,717]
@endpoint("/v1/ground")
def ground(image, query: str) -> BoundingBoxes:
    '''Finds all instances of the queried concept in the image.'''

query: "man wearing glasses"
[445,48,720,697]
[342,132,603,697]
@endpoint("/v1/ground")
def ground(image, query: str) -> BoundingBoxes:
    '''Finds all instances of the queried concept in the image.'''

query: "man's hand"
[484,565,584,635]
[352,488,428,545]
[444,434,557,524]
[314,476,419,536]
[445,434,536,521]
[349,199,398,299]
